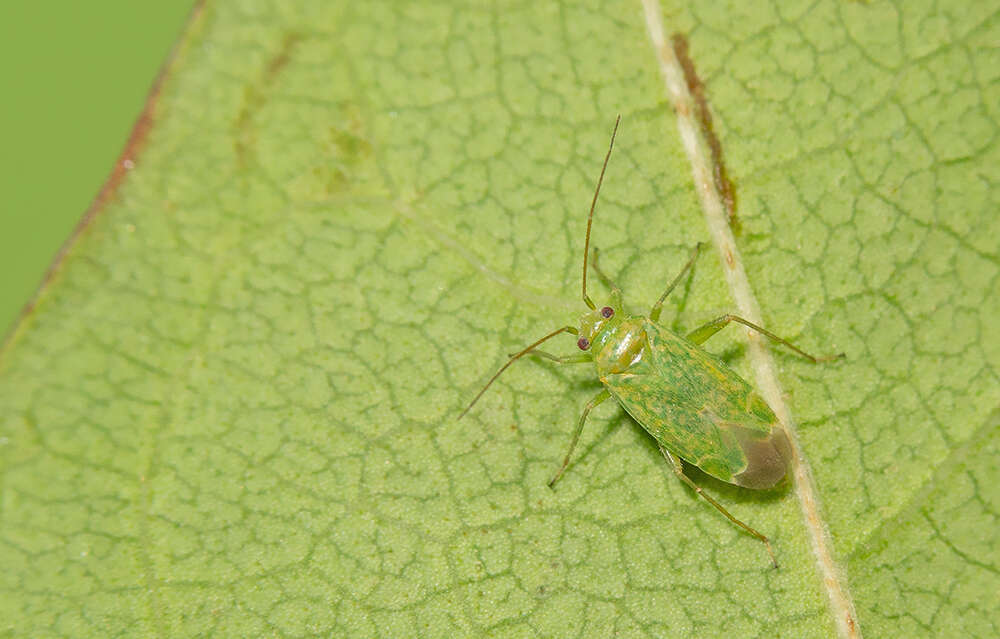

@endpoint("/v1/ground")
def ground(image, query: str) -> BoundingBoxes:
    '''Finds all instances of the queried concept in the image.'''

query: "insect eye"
[577,337,591,351]
[601,306,614,318]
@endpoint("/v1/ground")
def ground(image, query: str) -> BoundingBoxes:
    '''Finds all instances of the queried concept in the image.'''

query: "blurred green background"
[0,2,196,336]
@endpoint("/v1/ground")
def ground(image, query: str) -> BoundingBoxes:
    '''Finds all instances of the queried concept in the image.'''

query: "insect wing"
[601,320,779,485]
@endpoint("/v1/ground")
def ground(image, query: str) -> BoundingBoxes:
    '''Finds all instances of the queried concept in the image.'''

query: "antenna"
[458,325,576,419]
[582,114,621,310]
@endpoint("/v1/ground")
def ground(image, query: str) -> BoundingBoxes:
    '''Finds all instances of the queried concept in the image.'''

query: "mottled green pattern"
[600,319,776,483]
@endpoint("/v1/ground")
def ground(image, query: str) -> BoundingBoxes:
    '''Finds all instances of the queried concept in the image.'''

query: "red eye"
[601,306,614,318]
[577,337,591,351]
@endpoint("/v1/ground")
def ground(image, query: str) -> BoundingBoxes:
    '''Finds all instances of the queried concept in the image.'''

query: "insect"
[459,116,843,566]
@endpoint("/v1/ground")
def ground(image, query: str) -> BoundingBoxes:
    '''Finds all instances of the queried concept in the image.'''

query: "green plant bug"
[459,115,843,567]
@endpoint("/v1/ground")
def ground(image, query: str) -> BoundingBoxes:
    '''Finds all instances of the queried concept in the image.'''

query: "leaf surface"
[1,1,997,637]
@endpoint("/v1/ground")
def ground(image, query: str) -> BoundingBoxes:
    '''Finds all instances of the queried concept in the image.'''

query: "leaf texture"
[1,1,997,637]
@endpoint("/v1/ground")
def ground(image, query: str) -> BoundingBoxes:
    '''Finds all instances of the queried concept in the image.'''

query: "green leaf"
[2,2,997,637]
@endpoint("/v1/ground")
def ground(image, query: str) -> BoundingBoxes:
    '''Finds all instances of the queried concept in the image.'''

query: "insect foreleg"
[685,314,844,363]
[590,247,624,308]
[649,242,704,322]
[658,445,778,568]
[508,350,592,364]
[548,389,611,488]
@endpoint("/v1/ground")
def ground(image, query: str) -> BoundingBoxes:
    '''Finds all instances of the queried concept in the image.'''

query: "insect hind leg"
[658,445,778,568]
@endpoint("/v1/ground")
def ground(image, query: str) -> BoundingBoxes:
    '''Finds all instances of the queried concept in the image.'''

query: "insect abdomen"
[599,319,790,488]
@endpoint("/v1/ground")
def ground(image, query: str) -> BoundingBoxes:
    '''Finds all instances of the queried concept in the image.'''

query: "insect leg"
[590,247,624,308]
[649,243,704,322]
[548,389,611,488]
[685,314,844,363]
[658,445,778,568]
[508,350,592,363]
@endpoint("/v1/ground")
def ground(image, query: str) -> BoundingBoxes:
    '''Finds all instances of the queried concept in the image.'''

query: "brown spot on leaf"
[671,33,739,232]
[233,32,304,165]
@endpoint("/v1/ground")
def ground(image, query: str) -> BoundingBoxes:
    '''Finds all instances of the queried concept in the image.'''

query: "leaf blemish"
[671,32,739,231]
